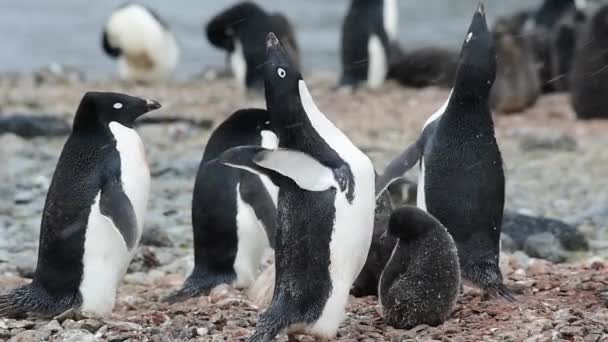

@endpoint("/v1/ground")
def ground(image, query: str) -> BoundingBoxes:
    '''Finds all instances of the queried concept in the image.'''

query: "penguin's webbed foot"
[484,284,516,302]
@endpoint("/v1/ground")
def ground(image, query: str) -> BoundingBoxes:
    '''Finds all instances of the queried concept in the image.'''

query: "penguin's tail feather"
[486,284,516,302]
[163,269,236,304]
[0,286,31,318]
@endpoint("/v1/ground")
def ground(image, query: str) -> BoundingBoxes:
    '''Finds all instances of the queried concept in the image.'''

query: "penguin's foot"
[0,293,24,318]
[483,284,516,302]
[162,285,210,304]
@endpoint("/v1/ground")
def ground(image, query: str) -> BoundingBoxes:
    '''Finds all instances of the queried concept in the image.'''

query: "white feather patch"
[367,35,388,89]
[416,158,427,212]
[383,0,399,42]
[259,130,279,206]
[230,39,247,89]
[255,149,336,192]
[79,122,150,315]
[233,183,272,288]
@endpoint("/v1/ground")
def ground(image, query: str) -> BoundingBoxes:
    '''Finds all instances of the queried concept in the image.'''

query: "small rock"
[52,329,96,342]
[8,329,51,342]
[43,320,63,333]
[524,233,568,263]
[501,233,517,253]
[141,224,173,247]
[519,131,577,152]
[77,319,103,333]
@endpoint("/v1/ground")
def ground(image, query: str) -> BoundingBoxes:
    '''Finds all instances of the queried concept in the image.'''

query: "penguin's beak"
[265,32,291,67]
[145,99,161,111]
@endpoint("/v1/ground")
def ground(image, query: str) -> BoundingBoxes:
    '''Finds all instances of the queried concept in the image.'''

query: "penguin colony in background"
[4,0,608,340]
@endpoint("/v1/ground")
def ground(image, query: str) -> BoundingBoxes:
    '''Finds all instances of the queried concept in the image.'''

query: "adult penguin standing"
[0,92,159,317]
[206,1,300,90]
[218,33,376,342]
[340,0,398,89]
[377,3,514,301]
[164,109,279,303]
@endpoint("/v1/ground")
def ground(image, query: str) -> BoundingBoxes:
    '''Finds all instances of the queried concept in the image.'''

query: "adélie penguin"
[164,108,279,303]
[377,3,515,301]
[340,0,399,89]
[0,92,159,317]
[102,4,179,83]
[206,1,300,90]
[217,33,376,342]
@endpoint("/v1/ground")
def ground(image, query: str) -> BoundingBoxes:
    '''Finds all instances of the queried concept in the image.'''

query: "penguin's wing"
[375,139,424,199]
[218,146,336,192]
[239,173,277,249]
[99,177,138,250]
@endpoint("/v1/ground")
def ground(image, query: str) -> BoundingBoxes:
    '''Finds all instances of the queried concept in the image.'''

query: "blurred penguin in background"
[102,4,179,83]
[206,2,299,91]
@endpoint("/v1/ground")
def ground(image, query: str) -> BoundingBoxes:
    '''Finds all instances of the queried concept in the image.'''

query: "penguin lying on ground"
[102,4,179,83]
[206,1,299,90]
[340,0,399,89]
[164,109,278,303]
[377,3,515,301]
[379,205,460,329]
[218,32,376,342]
[571,4,608,119]
[0,92,159,318]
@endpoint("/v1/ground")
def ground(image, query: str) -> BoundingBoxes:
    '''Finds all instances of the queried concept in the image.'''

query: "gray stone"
[0,115,70,139]
[501,233,517,253]
[503,211,589,252]
[141,224,174,247]
[52,329,96,342]
[43,320,63,333]
[8,329,51,342]
[519,131,578,152]
[524,233,568,263]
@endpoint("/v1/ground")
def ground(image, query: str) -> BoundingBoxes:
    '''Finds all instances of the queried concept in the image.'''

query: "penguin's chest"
[78,123,150,315]
[367,35,388,89]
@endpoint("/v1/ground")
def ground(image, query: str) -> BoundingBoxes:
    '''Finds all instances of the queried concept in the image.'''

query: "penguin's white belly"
[233,183,272,288]
[417,159,427,211]
[230,39,247,89]
[78,122,150,315]
[118,33,179,83]
[297,80,376,337]
[367,35,388,89]
[310,157,376,337]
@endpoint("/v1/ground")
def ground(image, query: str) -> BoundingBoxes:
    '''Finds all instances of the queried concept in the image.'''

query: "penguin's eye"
[277,68,286,78]
[113,102,123,109]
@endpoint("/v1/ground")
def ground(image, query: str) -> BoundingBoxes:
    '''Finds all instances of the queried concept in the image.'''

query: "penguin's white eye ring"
[277,68,286,78]
[113,102,123,109]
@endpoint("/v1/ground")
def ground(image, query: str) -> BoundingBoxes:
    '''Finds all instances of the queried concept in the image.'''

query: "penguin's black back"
[340,0,389,85]
[35,127,118,299]
[206,2,299,88]
[191,109,272,274]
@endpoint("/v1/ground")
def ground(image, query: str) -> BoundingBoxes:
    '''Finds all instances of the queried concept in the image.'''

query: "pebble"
[524,233,568,263]
[52,329,96,342]
[8,329,51,342]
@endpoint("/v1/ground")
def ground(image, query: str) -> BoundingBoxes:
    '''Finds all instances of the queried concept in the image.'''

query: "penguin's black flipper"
[100,178,138,250]
[219,146,336,192]
[375,140,423,199]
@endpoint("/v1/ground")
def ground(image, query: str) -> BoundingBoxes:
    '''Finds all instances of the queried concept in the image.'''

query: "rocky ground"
[0,71,607,341]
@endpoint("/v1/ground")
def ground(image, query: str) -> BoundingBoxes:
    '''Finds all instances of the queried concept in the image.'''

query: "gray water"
[0,0,540,78]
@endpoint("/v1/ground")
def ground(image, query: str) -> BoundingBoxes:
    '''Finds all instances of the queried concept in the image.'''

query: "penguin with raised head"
[206,1,299,90]
[379,205,460,329]
[102,4,179,83]
[340,0,399,89]
[571,4,608,119]
[0,92,159,318]
[164,109,279,303]
[377,3,514,301]
[218,33,376,342]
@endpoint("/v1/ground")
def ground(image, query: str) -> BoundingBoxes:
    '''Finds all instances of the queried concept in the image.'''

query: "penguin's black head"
[73,92,161,130]
[264,32,303,116]
[454,3,496,100]
[387,205,442,241]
